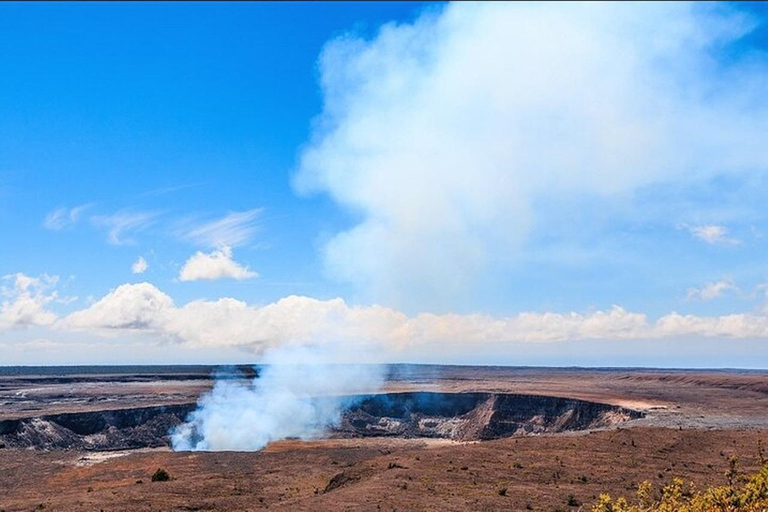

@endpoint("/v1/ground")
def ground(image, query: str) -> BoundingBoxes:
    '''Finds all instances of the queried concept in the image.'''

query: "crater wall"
[0,392,641,451]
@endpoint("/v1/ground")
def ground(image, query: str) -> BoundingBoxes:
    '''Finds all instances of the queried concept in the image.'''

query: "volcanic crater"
[334,392,642,440]
[0,391,641,451]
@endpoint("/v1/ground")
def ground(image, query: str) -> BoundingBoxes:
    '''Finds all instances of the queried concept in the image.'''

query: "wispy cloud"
[91,210,159,245]
[687,279,738,301]
[679,224,741,246]
[136,182,209,198]
[176,209,262,248]
[43,203,93,230]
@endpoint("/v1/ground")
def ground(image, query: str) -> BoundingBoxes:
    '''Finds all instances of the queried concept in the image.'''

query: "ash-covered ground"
[1,365,767,511]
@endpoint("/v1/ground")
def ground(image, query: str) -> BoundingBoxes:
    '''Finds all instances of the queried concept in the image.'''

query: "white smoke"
[171,344,385,451]
[296,2,768,310]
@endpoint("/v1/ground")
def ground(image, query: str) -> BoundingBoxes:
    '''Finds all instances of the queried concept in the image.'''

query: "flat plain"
[1,365,767,511]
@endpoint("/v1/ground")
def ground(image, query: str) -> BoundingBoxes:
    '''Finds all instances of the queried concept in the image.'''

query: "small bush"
[566,494,580,506]
[590,458,768,511]
[498,487,508,496]
[151,468,171,482]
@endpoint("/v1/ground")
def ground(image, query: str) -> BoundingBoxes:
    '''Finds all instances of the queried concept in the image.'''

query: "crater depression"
[0,392,641,451]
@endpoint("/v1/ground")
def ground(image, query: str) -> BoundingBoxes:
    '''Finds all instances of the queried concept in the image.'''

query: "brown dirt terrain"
[1,366,767,511]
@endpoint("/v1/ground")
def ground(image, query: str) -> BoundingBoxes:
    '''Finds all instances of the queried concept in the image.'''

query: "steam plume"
[171,344,385,451]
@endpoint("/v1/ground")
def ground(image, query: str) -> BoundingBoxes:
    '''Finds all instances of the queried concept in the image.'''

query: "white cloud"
[91,210,158,245]
[0,273,60,329]
[681,224,741,246]
[43,203,92,230]
[178,246,257,282]
[687,279,738,301]
[131,256,148,275]
[656,312,768,339]
[60,282,768,355]
[295,3,768,309]
[177,209,261,248]
[64,282,173,332]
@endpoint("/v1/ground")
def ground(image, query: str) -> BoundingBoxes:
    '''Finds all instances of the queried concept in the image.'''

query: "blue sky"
[2,2,768,367]
[0,2,429,305]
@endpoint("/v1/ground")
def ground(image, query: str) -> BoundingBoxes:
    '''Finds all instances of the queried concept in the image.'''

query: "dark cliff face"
[0,393,642,451]
[480,393,642,439]
[334,392,643,441]
[0,404,196,451]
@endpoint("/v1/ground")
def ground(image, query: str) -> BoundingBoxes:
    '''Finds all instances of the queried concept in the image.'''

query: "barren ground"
[1,365,767,511]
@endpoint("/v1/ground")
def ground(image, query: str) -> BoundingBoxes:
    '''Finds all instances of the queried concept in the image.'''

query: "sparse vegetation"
[566,494,580,506]
[591,457,768,511]
[498,487,508,496]
[151,468,171,482]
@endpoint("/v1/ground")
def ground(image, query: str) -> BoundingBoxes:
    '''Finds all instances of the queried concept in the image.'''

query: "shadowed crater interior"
[0,392,642,450]
[333,392,642,441]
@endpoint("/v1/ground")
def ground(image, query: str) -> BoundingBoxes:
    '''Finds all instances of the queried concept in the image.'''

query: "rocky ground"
[2,428,767,511]
[1,365,767,511]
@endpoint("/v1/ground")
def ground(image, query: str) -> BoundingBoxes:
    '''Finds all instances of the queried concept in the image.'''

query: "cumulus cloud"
[295,3,768,309]
[0,273,60,329]
[60,282,768,355]
[63,282,173,332]
[178,246,257,282]
[131,256,148,275]
[91,210,158,245]
[681,224,741,246]
[687,279,738,301]
[176,209,261,248]
[43,203,93,230]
